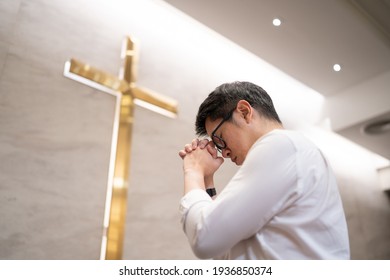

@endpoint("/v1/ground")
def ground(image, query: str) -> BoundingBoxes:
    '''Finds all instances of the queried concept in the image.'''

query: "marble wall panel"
[0,0,21,74]
[0,0,118,259]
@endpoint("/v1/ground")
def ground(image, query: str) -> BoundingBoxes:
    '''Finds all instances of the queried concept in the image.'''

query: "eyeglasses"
[211,108,235,153]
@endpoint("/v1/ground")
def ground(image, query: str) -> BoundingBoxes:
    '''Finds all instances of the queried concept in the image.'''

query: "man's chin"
[234,157,244,166]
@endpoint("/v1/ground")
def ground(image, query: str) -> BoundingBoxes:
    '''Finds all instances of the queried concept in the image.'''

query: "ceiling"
[163,0,390,160]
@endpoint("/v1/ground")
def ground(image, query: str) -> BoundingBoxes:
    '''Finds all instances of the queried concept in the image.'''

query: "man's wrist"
[204,175,214,188]
[184,170,205,194]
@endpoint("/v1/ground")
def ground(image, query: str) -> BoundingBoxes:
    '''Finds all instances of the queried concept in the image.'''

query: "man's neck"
[256,119,283,139]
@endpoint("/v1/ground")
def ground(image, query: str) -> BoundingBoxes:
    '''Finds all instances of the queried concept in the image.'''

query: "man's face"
[205,113,252,166]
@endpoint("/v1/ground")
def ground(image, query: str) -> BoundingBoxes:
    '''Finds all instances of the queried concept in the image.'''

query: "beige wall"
[0,0,389,259]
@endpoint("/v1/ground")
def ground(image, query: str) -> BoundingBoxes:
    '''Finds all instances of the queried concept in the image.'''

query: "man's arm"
[180,133,299,259]
[179,139,223,195]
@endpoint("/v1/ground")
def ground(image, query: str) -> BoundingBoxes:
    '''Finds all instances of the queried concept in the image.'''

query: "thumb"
[216,156,224,166]
[206,142,218,159]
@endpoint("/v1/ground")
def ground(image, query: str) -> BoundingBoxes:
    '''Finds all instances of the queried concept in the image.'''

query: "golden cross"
[63,36,178,260]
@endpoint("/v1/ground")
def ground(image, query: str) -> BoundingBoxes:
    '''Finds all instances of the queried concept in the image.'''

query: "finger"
[206,141,219,158]
[178,150,186,159]
[199,139,210,149]
[206,144,218,159]
[216,156,224,165]
[191,138,199,150]
[185,144,193,153]
[207,141,216,149]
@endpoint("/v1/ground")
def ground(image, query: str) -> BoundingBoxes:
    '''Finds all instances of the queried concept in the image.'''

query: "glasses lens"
[212,135,225,151]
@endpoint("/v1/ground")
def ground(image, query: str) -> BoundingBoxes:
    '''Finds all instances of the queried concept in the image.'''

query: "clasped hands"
[179,139,224,179]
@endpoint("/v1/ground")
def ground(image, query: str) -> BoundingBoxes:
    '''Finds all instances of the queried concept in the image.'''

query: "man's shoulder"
[258,129,298,145]
[256,129,316,153]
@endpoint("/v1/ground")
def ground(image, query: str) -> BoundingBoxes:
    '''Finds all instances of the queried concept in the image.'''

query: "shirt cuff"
[179,189,212,232]
[180,189,211,214]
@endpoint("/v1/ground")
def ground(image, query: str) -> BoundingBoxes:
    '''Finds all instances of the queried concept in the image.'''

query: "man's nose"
[222,148,231,158]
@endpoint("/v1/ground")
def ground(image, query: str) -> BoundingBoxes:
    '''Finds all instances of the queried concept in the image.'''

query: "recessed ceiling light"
[273,18,282,26]
[333,64,341,72]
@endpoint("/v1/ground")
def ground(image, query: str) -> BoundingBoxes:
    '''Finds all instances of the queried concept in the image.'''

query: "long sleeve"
[179,130,349,260]
[179,131,300,259]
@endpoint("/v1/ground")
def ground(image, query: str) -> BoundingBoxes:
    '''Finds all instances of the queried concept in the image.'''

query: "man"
[178,81,350,259]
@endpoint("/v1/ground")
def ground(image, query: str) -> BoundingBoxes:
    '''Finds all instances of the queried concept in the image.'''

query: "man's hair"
[195,81,282,136]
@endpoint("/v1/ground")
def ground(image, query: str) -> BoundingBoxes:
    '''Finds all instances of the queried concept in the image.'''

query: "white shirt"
[180,129,350,259]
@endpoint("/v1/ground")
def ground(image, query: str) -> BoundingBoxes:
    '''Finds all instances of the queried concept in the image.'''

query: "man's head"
[195,81,282,165]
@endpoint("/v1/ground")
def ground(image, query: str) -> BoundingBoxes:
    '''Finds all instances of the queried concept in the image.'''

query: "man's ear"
[236,100,252,123]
